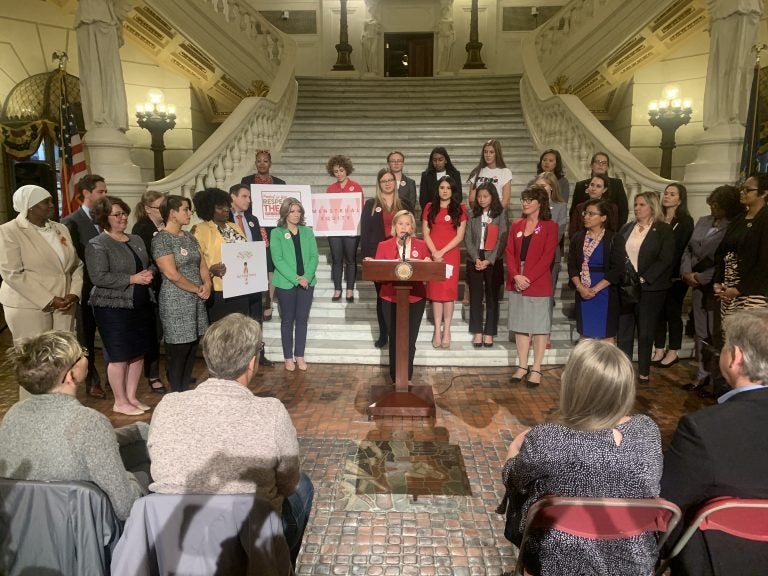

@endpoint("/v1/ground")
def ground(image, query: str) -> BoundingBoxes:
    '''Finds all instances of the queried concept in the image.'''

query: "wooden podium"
[362,259,446,418]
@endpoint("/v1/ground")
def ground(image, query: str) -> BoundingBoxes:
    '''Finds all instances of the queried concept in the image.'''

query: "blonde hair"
[390,210,416,237]
[634,191,663,223]
[558,340,636,431]
[134,190,165,220]
[534,171,564,204]
[6,331,83,395]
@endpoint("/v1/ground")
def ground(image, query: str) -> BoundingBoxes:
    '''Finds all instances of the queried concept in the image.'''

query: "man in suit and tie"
[62,174,108,397]
[661,308,768,575]
[229,183,274,367]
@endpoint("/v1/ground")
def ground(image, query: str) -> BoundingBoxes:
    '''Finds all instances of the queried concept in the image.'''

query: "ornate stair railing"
[145,0,298,197]
[521,16,672,195]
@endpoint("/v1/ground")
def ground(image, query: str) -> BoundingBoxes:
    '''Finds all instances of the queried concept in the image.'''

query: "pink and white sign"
[251,185,314,227]
[311,192,363,237]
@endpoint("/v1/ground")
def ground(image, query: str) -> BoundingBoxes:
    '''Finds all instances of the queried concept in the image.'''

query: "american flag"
[59,73,87,217]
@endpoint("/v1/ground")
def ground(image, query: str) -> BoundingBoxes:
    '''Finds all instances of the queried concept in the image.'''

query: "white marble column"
[685,0,762,209]
[75,0,143,205]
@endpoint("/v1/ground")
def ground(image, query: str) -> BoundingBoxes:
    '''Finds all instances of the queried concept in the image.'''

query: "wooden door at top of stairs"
[384,33,433,77]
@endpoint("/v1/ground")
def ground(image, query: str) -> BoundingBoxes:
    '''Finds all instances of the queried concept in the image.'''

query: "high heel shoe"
[332,291,342,302]
[526,369,542,388]
[510,366,528,384]
[483,336,493,348]
[346,290,354,303]
[285,359,296,372]
[473,335,483,348]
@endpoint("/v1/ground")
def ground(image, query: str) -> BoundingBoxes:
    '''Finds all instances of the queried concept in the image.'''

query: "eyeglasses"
[62,347,89,383]
[110,212,128,219]
[741,187,760,193]
[582,211,601,217]
[145,204,162,211]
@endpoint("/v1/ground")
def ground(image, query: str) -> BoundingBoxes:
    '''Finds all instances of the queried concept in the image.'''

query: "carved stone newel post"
[333,0,355,71]
[463,0,486,69]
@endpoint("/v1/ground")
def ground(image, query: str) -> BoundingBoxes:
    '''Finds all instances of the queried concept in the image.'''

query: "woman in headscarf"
[0,185,83,342]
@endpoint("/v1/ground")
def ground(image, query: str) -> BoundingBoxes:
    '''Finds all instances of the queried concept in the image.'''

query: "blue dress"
[577,241,611,338]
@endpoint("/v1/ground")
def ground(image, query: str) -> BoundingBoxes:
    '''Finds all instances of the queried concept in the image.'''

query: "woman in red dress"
[373,210,431,383]
[422,175,467,349]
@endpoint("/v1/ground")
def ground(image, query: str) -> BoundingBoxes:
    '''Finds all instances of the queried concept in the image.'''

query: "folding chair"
[656,497,768,575]
[513,496,682,576]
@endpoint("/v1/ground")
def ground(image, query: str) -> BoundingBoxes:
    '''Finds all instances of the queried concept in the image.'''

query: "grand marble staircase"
[260,75,578,367]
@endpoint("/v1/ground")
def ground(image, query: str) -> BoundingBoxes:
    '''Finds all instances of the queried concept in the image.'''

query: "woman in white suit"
[0,185,83,342]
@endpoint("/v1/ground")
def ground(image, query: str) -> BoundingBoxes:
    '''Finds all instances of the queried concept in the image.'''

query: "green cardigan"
[269,225,319,289]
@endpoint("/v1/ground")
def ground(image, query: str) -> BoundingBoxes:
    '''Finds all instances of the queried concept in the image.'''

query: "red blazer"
[374,237,429,303]
[505,218,558,296]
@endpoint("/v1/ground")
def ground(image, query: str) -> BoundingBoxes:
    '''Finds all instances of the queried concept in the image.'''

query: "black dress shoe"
[259,357,275,368]
[659,356,680,368]
[332,292,342,302]
[148,379,167,394]
[374,336,388,348]
[346,295,355,303]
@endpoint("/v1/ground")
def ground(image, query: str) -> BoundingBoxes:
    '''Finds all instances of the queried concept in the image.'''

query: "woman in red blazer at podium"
[373,210,431,383]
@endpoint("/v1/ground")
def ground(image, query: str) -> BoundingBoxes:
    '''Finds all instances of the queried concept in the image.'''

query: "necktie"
[236,214,246,237]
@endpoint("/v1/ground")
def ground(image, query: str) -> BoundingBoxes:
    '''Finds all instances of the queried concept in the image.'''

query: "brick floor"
[0,326,712,575]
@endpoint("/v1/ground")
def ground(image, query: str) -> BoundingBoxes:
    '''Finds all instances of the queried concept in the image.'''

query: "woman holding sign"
[326,155,364,303]
[192,188,250,323]
[270,198,319,372]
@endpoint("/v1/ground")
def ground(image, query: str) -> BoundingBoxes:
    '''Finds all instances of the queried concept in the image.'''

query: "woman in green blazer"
[270,198,319,371]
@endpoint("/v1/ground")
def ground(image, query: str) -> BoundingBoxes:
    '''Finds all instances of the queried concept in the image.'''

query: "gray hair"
[558,339,636,431]
[277,197,305,228]
[6,331,83,395]
[724,309,768,383]
[201,313,262,381]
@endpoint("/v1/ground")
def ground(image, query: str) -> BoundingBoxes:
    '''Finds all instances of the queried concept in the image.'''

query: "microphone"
[400,232,409,260]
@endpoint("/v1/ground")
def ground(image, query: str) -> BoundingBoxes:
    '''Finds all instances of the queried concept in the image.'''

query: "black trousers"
[327,236,359,291]
[75,288,100,382]
[618,290,667,376]
[654,280,689,350]
[382,298,426,382]
[466,259,501,336]
[165,340,199,392]
[143,302,162,381]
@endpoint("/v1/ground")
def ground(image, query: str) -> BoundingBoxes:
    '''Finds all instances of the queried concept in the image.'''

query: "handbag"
[620,257,641,305]
[610,235,641,305]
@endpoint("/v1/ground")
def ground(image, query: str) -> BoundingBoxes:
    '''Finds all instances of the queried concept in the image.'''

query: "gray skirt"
[507,290,552,334]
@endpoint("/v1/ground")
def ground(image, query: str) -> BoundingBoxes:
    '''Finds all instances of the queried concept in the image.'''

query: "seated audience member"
[0,331,148,521]
[501,339,662,575]
[148,313,314,567]
[661,309,768,576]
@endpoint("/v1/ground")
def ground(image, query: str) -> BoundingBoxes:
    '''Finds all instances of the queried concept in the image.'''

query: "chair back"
[0,477,121,576]
[656,497,768,575]
[111,492,293,576]
[514,496,681,576]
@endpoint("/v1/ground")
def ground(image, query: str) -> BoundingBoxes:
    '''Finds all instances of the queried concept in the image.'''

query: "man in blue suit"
[229,183,274,367]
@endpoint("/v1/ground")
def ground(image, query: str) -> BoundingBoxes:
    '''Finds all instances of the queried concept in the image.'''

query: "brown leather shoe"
[87,383,106,399]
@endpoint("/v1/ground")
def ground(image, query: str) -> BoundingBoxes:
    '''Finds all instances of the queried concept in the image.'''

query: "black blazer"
[567,229,626,287]
[419,167,462,211]
[661,387,768,576]
[228,210,263,243]
[571,176,629,227]
[619,220,675,292]
[669,213,695,279]
[714,206,768,297]
[131,216,163,293]
[62,207,99,290]
[359,197,415,260]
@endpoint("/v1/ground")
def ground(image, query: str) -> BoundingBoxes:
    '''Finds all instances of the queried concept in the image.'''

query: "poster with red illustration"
[310,192,363,237]
[251,185,314,227]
